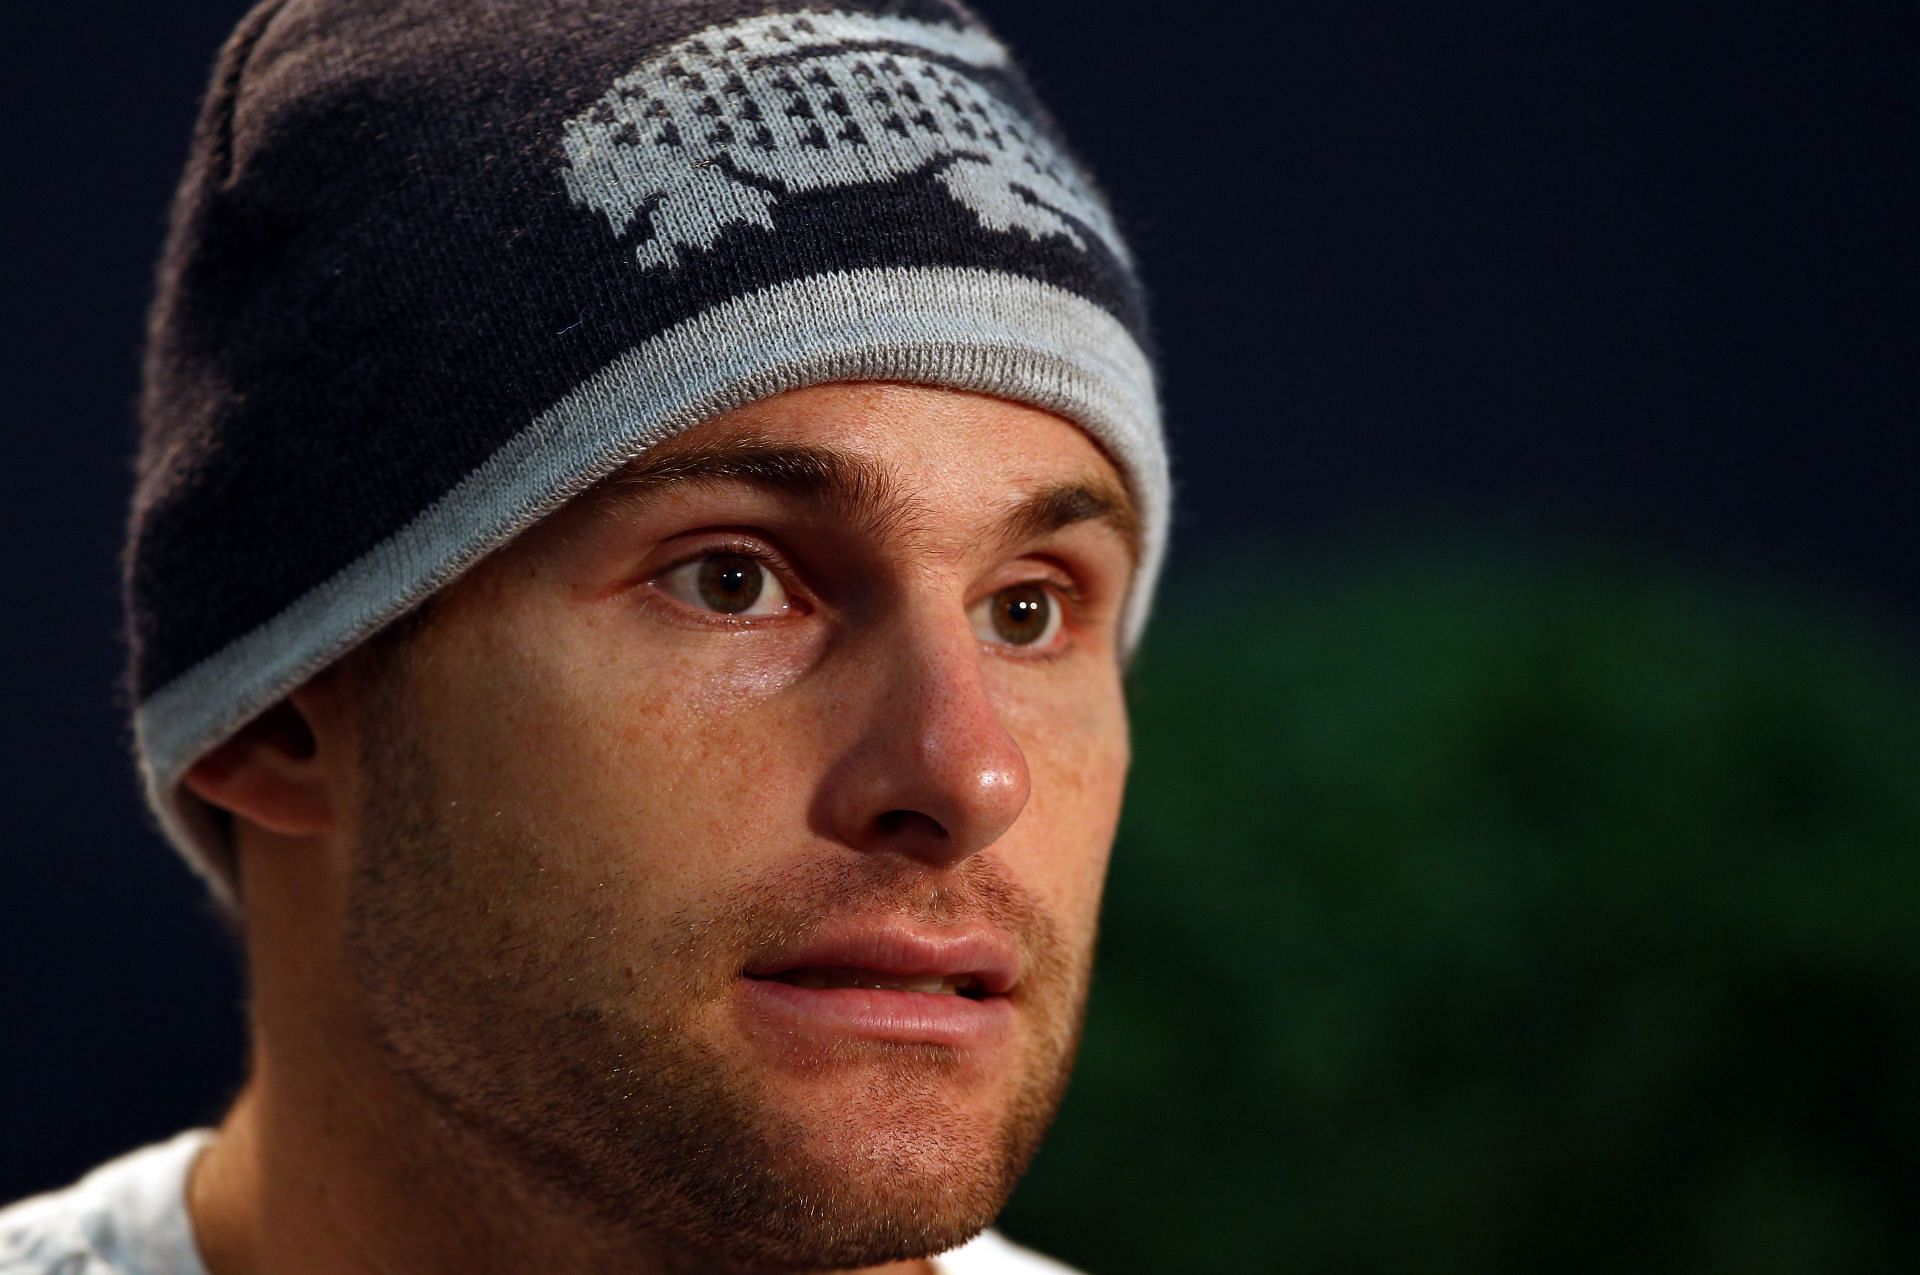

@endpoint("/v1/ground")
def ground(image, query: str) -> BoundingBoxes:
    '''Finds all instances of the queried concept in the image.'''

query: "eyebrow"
[594,434,1142,568]
[990,477,1141,570]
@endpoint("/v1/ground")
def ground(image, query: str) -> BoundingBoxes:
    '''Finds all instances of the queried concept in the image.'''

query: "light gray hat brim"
[135,265,1169,912]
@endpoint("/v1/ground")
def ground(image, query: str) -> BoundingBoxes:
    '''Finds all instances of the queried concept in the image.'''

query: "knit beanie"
[127,0,1170,911]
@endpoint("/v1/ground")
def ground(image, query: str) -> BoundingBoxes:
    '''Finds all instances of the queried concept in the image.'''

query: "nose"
[814,604,1032,869]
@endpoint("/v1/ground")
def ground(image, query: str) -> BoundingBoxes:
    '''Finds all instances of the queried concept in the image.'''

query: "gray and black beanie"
[127,0,1170,909]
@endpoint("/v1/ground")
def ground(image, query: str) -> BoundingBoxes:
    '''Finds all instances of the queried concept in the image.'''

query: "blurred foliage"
[999,537,1920,1274]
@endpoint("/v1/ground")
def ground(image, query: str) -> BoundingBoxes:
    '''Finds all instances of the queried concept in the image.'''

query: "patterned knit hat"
[127,0,1170,910]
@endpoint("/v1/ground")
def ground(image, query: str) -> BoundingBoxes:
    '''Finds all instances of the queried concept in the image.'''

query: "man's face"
[335,383,1137,1268]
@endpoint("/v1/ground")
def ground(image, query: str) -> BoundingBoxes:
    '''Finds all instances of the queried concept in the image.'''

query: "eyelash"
[645,537,1088,657]
[647,537,807,629]
[987,573,1085,662]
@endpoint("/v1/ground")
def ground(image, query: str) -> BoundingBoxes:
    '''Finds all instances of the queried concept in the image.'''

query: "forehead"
[569,382,1141,559]
[644,381,1121,482]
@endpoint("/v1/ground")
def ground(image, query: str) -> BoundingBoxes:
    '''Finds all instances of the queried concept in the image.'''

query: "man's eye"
[969,583,1064,650]
[656,552,794,618]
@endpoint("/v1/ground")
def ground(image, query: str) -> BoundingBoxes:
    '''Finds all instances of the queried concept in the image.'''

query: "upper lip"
[742,922,1021,996]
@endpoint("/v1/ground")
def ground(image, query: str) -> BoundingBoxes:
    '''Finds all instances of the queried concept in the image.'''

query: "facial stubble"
[340,648,1094,1271]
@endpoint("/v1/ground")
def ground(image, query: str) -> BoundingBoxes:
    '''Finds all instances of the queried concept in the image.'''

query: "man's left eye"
[656,552,795,618]
[968,583,1065,651]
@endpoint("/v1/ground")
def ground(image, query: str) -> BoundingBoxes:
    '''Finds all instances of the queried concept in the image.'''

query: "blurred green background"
[1000,535,1920,1274]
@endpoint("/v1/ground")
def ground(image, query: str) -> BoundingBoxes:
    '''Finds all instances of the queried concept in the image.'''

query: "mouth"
[748,968,992,998]
[736,925,1019,1048]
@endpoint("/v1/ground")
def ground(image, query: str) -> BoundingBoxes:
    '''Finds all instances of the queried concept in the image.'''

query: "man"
[2,1,1169,1272]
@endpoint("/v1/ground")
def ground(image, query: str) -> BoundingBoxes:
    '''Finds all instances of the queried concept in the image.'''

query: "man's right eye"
[655,551,797,619]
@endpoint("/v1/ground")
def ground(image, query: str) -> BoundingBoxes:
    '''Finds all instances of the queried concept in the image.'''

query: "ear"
[181,680,344,837]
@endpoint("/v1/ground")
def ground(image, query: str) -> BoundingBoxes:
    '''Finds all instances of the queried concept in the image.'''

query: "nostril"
[875,808,948,840]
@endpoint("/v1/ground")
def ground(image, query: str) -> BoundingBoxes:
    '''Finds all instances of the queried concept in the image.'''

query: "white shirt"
[0,1131,1080,1274]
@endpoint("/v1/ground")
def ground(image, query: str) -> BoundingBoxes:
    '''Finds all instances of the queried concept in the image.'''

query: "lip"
[742,923,1021,994]
[737,922,1020,1048]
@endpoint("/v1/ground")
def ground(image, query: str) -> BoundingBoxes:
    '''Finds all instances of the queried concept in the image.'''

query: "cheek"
[415,611,825,906]
[994,671,1130,930]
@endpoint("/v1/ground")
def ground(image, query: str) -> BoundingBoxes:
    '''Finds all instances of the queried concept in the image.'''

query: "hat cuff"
[133,264,1168,911]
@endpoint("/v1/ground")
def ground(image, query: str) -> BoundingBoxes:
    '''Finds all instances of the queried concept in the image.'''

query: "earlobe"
[181,693,338,837]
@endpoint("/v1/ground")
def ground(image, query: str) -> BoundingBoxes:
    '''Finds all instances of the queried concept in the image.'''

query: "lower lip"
[737,977,1014,1048]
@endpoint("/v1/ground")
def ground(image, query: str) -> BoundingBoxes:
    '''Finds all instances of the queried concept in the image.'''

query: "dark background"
[4,3,1913,1271]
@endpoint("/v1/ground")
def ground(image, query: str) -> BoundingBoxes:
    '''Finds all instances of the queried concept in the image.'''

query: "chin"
[661,1129,1016,1272]
[625,1041,1053,1270]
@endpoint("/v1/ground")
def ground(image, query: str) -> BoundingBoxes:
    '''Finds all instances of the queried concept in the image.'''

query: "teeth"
[888,974,950,994]
[768,968,978,995]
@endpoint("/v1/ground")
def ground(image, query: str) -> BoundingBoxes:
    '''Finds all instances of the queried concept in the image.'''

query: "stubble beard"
[340,657,1092,1272]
